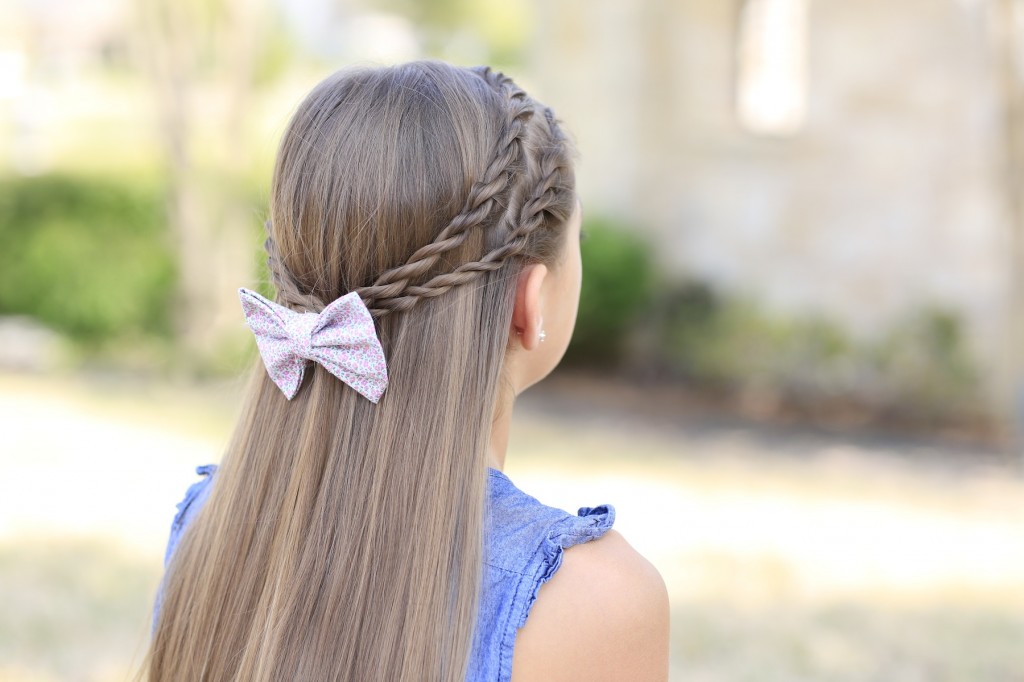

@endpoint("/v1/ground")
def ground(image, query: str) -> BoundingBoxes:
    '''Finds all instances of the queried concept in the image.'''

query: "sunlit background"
[2,0,1024,680]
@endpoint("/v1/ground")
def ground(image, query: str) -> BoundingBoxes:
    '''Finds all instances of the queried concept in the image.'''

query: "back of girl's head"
[147,61,575,681]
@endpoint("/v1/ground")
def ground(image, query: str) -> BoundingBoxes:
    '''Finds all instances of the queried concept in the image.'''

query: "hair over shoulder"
[145,60,576,682]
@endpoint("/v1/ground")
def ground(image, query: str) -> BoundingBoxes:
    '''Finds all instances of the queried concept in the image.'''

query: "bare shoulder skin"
[510,530,670,681]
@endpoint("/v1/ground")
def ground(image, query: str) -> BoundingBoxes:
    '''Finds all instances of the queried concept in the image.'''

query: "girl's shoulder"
[482,469,668,681]
[510,528,670,681]
[477,469,664,682]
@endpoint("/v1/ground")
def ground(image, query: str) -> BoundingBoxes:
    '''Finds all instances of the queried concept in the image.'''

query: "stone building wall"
[530,0,1011,388]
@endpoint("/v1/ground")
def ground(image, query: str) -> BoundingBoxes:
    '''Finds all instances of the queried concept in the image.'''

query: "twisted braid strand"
[363,125,568,318]
[356,68,535,307]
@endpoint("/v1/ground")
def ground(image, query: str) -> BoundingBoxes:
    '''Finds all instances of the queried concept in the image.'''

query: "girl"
[146,61,669,681]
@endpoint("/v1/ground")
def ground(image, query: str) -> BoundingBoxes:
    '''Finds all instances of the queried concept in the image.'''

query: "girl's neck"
[487,386,515,471]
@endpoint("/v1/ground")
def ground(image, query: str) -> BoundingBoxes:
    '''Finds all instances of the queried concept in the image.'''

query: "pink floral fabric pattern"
[237,287,388,403]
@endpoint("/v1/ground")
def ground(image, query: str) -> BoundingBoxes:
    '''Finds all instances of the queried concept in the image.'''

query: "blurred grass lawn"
[1,370,1023,681]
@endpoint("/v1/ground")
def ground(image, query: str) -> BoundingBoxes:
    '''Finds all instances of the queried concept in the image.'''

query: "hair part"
[145,60,575,681]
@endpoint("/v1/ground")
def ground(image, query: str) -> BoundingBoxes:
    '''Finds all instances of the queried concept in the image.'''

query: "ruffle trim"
[165,464,218,566]
[517,502,616,627]
[153,464,218,634]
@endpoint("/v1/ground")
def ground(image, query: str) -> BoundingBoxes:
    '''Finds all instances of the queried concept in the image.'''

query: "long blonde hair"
[145,62,575,680]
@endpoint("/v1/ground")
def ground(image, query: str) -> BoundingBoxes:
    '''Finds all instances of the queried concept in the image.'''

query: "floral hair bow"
[237,287,388,403]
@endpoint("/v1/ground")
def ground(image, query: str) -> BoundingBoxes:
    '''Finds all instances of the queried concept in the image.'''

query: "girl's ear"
[511,263,547,350]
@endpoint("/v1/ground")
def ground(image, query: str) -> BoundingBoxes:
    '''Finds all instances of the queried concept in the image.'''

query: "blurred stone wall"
[531,0,1009,385]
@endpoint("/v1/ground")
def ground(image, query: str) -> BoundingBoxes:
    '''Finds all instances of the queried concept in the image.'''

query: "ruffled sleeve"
[451,470,618,682]
[520,503,616,620]
[163,464,218,566]
[153,464,218,632]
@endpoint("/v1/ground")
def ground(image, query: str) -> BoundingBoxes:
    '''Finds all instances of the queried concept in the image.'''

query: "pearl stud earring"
[514,328,546,343]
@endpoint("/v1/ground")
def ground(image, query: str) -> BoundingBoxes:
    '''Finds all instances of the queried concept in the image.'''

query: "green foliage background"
[567,217,659,366]
[0,175,176,346]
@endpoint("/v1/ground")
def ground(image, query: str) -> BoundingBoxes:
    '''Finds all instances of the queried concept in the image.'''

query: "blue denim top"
[154,465,615,682]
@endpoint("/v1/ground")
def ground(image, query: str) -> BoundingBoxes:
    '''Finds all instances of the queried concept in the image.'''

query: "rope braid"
[262,68,571,321]
[362,119,568,317]
[356,70,535,306]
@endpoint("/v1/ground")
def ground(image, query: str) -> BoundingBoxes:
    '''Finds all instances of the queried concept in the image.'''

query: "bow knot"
[285,310,319,361]
[237,287,389,403]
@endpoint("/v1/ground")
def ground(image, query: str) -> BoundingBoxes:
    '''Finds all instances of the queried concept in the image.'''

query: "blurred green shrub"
[565,217,658,366]
[662,283,852,389]
[870,308,981,415]
[660,280,981,419]
[0,174,176,346]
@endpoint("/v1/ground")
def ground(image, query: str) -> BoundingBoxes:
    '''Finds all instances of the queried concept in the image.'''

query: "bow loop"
[238,287,389,403]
